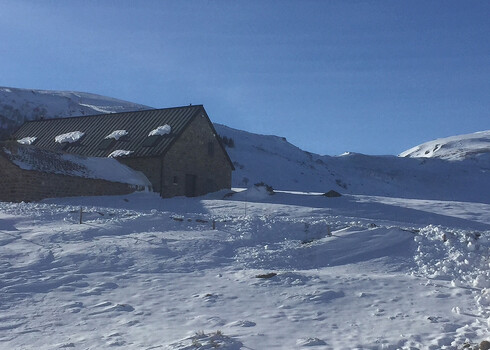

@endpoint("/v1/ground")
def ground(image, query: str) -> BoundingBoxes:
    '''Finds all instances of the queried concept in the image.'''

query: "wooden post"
[79,207,83,224]
[212,220,216,230]
[327,225,332,237]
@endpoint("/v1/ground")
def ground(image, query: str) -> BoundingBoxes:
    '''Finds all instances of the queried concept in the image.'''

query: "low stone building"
[12,105,234,198]
[0,142,149,202]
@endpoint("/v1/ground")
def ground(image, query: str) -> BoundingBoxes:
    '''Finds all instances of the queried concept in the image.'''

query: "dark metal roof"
[13,105,204,158]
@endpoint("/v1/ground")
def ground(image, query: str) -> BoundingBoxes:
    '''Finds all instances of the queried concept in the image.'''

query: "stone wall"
[162,114,232,198]
[0,153,139,203]
[119,156,160,192]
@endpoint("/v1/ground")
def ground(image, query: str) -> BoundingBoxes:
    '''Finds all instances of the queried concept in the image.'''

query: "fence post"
[212,220,216,230]
[79,207,83,224]
[327,225,331,237]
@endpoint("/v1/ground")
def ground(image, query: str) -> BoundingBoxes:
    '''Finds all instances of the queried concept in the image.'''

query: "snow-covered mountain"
[399,130,490,162]
[0,86,149,139]
[1,86,488,203]
[215,124,490,203]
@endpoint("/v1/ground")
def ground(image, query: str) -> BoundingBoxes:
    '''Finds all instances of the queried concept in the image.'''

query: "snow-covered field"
[1,189,488,349]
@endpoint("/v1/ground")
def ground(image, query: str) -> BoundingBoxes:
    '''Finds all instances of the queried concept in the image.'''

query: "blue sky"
[1,1,489,155]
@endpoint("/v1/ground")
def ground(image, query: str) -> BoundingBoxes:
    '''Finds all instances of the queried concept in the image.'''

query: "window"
[208,141,214,156]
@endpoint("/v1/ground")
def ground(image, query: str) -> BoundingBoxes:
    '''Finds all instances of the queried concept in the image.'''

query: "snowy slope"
[399,130,490,162]
[0,191,488,349]
[215,124,490,203]
[0,86,149,138]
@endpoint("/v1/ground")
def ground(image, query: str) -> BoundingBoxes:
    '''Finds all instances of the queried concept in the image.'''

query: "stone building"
[0,142,149,202]
[12,105,234,198]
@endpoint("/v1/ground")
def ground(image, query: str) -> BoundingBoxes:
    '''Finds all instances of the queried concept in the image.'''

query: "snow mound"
[17,136,37,145]
[105,130,128,140]
[412,225,490,288]
[399,130,490,161]
[108,150,133,158]
[149,124,171,136]
[55,131,84,144]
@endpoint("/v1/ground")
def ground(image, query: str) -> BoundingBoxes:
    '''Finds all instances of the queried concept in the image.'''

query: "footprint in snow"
[88,302,134,315]
[167,331,243,350]
[79,282,119,296]
[228,320,256,327]
[202,293,219,303]
[105,333,126,347]
[63,301,84,313]
[0,315,27,331]
[305,289,344,303]
[296,337,327,346]
[93,301,112,308]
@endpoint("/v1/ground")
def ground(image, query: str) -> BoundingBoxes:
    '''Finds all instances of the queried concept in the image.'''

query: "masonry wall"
[118,156,160,193]
[162,114,232,198]
[0,155,138,203]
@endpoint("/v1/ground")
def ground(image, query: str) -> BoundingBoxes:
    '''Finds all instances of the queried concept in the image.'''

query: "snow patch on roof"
[105,130,128,140]
[148,124,171,136]
[55,131,84,144]
[108,150,133,158]
[17,136,37,145]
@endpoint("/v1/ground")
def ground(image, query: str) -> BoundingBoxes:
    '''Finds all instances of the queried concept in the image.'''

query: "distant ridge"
[399,130,490,162]
[0,86,150,139]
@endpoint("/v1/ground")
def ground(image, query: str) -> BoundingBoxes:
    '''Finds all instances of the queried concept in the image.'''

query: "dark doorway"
[185,174,197,197]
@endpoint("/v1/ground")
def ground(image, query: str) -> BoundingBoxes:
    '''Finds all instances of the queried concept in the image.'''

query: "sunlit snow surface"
[0,191,488,349]
[399,130,490,161]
